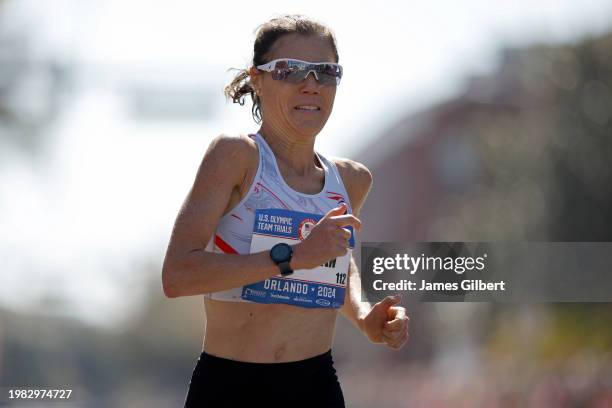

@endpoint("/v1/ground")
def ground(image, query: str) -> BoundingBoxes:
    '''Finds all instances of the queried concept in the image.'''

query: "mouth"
[294,105,321,112]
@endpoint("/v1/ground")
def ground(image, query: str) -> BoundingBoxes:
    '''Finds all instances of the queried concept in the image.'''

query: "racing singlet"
[203,132,354,308]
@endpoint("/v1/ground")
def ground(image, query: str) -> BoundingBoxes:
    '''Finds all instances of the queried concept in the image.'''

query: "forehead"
[266,33,337,63]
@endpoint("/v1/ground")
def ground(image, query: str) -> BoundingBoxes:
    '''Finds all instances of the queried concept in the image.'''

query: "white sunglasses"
[256,58,343,86]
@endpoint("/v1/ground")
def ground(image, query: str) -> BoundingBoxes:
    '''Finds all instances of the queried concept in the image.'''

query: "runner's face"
[252,34,337,138]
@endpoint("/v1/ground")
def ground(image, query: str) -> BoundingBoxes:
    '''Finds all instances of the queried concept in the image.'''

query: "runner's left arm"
[336,159,410,350]
[333,159,374,330]
[340,256,373,330]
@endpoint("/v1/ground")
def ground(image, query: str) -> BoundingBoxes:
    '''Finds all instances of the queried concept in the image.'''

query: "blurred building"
[358,34,612,243]
[357,50,529,242]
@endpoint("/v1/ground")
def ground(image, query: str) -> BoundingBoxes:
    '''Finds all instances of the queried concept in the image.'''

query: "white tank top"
[204,132,353,304]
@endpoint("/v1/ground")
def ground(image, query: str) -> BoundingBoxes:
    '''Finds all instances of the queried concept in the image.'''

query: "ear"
[248,66,262,95]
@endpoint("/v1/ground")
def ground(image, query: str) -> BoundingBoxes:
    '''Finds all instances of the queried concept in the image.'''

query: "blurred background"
[1,0,612,406]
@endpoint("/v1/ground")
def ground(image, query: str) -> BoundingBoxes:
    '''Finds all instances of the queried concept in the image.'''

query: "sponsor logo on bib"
[316,299,331,307]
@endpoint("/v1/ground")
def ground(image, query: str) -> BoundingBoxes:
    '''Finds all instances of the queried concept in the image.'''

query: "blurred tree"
[452,32,612,241]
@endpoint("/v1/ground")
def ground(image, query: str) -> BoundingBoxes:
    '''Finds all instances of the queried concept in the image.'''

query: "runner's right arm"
[162,135,359,298]
[162,135,278,297]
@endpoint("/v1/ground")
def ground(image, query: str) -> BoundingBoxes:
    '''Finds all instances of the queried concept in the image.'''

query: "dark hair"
[224,15,339,124]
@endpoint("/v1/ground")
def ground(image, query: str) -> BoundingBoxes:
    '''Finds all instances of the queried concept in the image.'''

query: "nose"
[300,71,321,93]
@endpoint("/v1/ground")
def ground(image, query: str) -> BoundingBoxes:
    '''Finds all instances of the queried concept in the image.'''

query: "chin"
[290,115,330,133]
[292,121,326,136]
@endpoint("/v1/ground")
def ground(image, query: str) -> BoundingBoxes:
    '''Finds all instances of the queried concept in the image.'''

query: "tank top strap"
[314,152,353,213]
[252,132,273,161]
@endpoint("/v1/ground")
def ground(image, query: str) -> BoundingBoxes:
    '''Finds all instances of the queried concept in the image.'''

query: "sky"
[1,0,611,328]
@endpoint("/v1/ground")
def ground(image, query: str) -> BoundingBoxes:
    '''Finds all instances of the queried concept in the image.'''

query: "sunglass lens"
[270,60,290,80]
[313,63,341,86]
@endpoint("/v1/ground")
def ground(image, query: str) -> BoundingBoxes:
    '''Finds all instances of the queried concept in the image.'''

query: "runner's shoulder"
[331,157,373,191]
[330,158,373,213]
[207,133,258,161]
[204,133,258,168]
[195,134,258,186]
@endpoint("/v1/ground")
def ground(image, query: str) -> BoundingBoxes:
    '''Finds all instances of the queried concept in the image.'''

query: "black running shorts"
[184,349,345,408]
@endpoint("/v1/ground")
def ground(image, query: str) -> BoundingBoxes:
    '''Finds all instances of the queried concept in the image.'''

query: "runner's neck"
[257,127,319,177]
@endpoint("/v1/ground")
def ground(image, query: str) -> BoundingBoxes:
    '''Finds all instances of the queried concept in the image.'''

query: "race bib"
[241,208,355,308]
